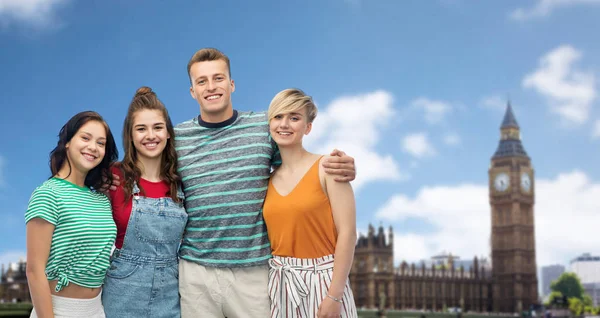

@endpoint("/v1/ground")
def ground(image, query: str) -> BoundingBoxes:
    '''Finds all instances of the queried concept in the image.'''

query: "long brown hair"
[50,111,118,191]
[121,86,180,202]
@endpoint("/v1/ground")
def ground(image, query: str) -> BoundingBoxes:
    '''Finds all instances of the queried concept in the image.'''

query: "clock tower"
[489,102,539,313]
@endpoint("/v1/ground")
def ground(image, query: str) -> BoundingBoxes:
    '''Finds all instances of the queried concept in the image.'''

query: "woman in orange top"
[263,88,358,318]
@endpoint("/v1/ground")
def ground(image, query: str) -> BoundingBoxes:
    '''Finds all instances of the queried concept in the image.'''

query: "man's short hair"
[187,48,231,82]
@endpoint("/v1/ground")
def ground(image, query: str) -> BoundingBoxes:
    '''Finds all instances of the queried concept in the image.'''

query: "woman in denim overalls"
[102,86,187,317]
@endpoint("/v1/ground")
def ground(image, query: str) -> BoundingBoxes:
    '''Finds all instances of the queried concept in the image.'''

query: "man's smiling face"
[189,59,235,122]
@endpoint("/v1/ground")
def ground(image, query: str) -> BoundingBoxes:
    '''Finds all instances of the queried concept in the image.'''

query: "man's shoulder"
[174,118,204,139]
[236,110,268,121]
[237,110,267,116]
[175,118,196,129]
[235,111,269,130]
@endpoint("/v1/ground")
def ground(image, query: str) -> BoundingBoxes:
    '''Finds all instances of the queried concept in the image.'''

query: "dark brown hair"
[121,86,180,202]
[187,48,231,83]
[50,111,118,190]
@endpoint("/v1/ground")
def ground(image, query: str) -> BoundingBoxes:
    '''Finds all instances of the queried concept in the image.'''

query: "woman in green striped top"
[25,111,119,318]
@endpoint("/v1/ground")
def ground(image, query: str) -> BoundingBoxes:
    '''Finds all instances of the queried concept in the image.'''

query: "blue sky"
[1,0,599,275]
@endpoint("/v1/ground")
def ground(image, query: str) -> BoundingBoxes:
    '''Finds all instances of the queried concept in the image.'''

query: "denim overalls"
[102,181,187,318]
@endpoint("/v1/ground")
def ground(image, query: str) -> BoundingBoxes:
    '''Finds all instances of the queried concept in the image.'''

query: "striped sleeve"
[25,187,59,225]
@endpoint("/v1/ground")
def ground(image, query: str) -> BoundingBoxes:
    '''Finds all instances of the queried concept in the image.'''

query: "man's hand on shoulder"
[321,149,356,182]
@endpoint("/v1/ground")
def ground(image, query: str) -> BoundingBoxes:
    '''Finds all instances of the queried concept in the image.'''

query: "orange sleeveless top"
[263,157,338,259]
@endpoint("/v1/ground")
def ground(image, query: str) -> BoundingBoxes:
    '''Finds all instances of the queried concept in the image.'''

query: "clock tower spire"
[489,101,539,313]
[493,101,528,159]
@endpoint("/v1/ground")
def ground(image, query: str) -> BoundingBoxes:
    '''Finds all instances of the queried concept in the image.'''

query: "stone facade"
[350,225,492,312]
[0,259,30,303]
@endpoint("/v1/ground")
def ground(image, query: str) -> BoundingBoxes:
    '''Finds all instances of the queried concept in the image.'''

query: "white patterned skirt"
[268,254,357,318]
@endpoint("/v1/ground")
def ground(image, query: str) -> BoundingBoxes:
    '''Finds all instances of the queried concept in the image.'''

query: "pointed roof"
[493,101,529,159]
[501,101,519,129]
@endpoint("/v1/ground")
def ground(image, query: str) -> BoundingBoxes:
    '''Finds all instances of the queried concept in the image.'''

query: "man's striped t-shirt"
[174,110,279,267]
[24,177,116,291]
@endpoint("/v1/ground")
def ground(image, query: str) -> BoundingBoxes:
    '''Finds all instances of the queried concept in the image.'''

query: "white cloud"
[376,170,600,267]
[0,251,26,269]
[0,0,69,29]
[443,133,461,146]
[510,0,600,21]
[393,234,432,263]
[480,95,507,111]
[593,120,600,139]
[523,45,597,125]
[304,90,404,190]
[401,133,437,158]
[411,97,453,124]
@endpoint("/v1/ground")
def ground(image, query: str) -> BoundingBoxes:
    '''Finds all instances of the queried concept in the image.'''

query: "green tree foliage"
[568,297,583,316]
[550,273,584,299]
[546,291,564,306]
[583,294,593,307]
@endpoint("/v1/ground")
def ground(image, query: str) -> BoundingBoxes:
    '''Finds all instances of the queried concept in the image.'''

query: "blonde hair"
[268,88,318,123]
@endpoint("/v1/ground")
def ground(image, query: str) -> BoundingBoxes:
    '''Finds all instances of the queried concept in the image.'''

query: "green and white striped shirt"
[175,111,280,267]
[25,177,116,291]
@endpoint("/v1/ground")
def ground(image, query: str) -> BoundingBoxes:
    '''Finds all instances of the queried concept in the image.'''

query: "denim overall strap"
[133,181,141,197]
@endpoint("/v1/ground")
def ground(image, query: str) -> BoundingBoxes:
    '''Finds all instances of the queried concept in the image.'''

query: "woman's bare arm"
[26,218,55,318]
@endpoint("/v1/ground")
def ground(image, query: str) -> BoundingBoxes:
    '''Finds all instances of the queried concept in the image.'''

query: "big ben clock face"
[494,173,510,192]
[521,172,531,192]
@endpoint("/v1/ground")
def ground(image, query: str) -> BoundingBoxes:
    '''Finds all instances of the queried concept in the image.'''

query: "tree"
[583,294,593,307]
[550,272,584,300]
[584,306,593,314]
[568,297,583,316]
[546,291,563,306]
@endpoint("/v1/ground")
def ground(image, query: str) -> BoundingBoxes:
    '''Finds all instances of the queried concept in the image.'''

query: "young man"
[174,48,356,318]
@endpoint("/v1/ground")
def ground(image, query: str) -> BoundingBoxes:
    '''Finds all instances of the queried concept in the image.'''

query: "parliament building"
[0,259,30,303]
[350,103,539,313]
